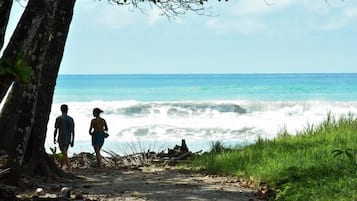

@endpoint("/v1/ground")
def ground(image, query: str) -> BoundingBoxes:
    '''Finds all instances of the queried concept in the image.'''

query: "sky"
[4,0,357,74]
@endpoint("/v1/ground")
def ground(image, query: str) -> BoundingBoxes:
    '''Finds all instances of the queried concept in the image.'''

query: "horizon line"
[58,72,357,76]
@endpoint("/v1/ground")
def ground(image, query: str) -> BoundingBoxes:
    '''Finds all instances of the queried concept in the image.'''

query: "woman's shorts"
[92,132,105,147]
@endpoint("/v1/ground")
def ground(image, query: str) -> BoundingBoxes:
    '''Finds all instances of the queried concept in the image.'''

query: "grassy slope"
[192,114,357,201]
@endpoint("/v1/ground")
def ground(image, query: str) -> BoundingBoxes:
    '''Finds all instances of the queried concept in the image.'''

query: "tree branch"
[103,0,218,18]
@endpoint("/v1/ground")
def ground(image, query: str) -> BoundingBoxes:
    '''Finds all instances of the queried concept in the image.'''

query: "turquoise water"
[47,74,357,154]
[54,74,357,102]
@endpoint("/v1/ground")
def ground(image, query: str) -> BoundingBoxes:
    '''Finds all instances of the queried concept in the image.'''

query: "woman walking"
[89,107,108,168]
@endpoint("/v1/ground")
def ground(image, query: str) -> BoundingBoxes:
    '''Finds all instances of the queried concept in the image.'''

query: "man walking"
[54,104,75,171]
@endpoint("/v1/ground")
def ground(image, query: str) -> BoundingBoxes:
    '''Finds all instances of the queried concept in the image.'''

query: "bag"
[104,132,109,138]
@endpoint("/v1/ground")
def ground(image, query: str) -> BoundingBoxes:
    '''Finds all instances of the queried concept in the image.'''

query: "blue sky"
[5,0,357,74]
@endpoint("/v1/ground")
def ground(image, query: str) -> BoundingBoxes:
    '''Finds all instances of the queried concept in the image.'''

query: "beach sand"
[20,166,269,201]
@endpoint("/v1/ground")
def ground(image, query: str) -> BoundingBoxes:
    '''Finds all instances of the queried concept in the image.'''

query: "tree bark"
[0,0,12,50]
[0,0,14,102]
[0,0,76,183]
[23,0,76,178]
[0,0,48,154]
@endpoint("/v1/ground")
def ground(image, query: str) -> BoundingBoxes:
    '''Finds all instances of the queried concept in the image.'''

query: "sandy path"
[63,167,268,201]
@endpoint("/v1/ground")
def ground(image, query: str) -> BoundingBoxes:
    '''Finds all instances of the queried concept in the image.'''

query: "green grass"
[191,113,357,201]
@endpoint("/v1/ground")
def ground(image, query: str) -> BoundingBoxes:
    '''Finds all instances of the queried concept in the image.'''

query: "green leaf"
[345,149,354,160]
[0,52,34,83]
[15,65,34,83]
[332,149,343,158]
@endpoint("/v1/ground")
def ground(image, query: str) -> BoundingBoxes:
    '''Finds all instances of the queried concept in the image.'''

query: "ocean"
[46,74,357,155]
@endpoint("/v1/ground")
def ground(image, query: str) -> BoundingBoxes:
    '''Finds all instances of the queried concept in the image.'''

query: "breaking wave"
[45,100,357,153]
[112,102,246,117]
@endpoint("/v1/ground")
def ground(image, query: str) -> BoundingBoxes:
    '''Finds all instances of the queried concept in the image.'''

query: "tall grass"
[192,113,357,200]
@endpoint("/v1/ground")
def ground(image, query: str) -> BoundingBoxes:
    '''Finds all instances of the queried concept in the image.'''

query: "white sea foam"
[45,100,357,154]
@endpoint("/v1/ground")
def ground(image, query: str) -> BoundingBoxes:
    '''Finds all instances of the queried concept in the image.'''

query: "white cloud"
[320,19,346,30]
[205,1,357,35]
[203,0,296,35]
[345,7,357,18]
[320,7,357,30]
[76,1,174,29]
[95,6,138,29]
[147,9,164,26]
[233,0,294,16]
[73,0,138,29]
[205,18,267,35]
[74,0,357,33]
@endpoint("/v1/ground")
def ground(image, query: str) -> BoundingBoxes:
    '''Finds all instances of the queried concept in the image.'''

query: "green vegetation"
[192,113,357,201]
[0,52,33,83]
[49,146,63,162]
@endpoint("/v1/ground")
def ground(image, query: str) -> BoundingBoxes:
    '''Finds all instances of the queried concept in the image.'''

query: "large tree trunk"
[23,0,76,178]
[0,0,14,102]
[0,0,49,153]
[0,0,76,183]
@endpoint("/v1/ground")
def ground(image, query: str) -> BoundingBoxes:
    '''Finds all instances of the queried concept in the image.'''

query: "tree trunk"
[0,0,49,154]
[0,0,14,102]
[0,0,12,50]
[0,0,76,183]
[23,0,76,178]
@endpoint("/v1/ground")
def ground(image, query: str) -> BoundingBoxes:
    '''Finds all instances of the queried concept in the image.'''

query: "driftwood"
[0,168,10,177]
[148,139,203,165]
[0,154,9,179]
[48,139,201,170]
[109,139,197,167]
[102,139,201,167]
[157,139,190,158]
[170,151,192,160]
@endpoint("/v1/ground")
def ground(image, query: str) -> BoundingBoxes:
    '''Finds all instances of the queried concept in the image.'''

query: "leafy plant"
[332,148,357,172]
[210,141,232,153]
[0,52,34,83]
[49,146,63,162]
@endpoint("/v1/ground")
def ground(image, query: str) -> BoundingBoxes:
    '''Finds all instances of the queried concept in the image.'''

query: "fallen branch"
[0,168,10,178]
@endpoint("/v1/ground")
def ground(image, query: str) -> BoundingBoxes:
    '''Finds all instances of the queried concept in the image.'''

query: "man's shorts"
[59,143,69,153]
